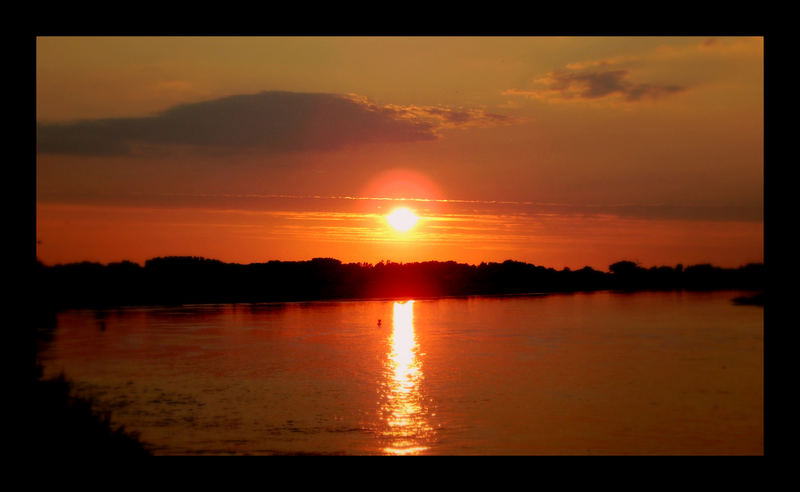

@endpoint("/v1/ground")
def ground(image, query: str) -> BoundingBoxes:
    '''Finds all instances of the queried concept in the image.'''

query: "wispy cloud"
[37,189,763,223]
[347,94,520,131]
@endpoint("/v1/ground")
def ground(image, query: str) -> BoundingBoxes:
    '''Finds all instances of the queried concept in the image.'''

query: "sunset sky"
[36,36,763,270]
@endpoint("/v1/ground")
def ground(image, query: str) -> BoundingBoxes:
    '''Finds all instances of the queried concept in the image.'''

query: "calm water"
[38,290,763,455]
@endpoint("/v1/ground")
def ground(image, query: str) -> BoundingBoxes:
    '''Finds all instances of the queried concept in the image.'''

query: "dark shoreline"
[31,301,152,455]
[35,256,765,312]
[30,368,152,456]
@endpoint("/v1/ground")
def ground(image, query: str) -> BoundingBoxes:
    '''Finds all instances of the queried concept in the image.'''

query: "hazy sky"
[36,36,763,269]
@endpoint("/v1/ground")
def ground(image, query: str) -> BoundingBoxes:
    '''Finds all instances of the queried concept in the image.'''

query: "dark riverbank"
[35,256,765,310]
[31,308,151,455]
[31,368,151,456]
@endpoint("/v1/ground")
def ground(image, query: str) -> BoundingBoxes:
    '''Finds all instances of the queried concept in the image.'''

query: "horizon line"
[35,254,765,272]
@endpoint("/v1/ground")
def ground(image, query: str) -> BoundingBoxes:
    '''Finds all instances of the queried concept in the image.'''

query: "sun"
[386,207,419,232]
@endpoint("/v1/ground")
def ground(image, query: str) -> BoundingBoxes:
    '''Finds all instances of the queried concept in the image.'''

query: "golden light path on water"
[380,300,435,455]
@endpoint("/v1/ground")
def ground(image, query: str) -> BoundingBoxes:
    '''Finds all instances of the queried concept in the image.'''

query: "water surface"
[38,290,763,455]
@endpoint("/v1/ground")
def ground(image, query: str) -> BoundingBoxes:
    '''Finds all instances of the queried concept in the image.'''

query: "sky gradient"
[36,36,763,269]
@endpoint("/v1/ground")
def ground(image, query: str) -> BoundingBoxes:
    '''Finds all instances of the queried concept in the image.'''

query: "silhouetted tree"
[35,256,764,309]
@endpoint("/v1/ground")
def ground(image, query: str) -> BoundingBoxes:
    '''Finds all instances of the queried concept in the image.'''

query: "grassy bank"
[31,365,151,456]
[31,304,151,456]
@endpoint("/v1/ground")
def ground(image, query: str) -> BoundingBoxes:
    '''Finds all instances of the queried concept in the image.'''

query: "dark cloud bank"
[37,91,451,156]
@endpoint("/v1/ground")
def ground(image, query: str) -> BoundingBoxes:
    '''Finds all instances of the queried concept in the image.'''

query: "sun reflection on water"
[379,300,435,455]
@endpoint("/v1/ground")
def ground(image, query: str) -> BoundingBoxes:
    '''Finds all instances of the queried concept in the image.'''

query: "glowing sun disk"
[386,208,419,232]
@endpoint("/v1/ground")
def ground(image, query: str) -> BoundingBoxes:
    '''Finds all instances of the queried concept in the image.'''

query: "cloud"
[395,105,518,129]
[505,69,686,103]
[37,91,449,156]
[345,94,519,130]
[504,38,762,106]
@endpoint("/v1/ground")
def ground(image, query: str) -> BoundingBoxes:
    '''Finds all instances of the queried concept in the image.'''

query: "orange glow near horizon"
[35,201,764,269]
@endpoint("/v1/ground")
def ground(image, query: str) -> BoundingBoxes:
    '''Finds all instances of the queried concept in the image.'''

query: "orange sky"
[36,36,763,270]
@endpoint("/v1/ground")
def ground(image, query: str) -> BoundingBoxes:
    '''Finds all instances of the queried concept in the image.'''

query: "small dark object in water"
[377,319,382,326]
[732,292,764,306]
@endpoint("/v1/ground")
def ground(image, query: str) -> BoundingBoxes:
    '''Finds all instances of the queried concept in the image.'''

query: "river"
[37,290,763,455]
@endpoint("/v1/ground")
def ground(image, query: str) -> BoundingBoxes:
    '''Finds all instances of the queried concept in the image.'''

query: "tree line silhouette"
[35,257,765,310]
